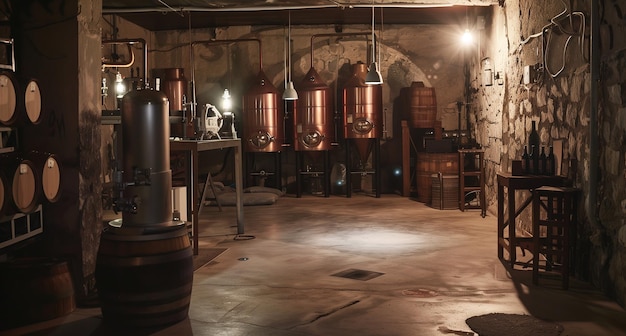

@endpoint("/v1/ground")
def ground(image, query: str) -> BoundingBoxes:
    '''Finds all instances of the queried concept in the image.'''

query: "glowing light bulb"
[222,89,232,112]
[461,29,473,45]
[115,72,126,98]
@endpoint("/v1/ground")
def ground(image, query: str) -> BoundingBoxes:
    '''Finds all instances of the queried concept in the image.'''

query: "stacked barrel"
[1,66,62,220]
[0,151,62,218]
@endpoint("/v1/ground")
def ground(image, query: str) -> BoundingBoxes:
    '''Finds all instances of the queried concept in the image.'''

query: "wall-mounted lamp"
[222,88,232,111]
[283,11,299,100]
[482,57,493,86]
[365,1,383,85]
[115,71,126,98]
[461,29,474,46]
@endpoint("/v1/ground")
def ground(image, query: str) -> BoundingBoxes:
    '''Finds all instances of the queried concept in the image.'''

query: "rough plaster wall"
[77,0,102,301]
[473,0,626,306]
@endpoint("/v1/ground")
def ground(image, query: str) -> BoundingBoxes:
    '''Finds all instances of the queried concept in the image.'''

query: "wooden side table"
[497,173,565,268]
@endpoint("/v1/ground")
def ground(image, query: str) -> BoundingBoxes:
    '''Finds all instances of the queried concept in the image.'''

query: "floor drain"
[402,288,439,297]
[332,268,384,281]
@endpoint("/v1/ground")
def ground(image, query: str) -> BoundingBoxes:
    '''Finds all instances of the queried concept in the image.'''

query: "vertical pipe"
[589,0,599,225]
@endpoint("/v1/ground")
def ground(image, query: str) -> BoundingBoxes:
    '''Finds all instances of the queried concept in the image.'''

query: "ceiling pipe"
[102,3,463,14]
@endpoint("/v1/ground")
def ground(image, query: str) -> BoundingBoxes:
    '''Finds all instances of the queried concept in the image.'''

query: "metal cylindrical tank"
[243,70,284,152]
[121,89,173,227]
[293,67,334,151]
[157,68,188,138]
[159,68,187,112]
[342,63,383,139]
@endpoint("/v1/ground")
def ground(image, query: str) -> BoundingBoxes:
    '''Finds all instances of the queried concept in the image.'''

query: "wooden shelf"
[0,205,44,250]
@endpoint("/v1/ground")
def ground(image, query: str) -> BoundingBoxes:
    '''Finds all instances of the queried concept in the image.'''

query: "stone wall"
[470,0,626,306]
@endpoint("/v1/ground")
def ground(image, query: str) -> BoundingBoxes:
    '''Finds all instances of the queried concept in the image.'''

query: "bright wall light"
[222,89,232,112]
[461,29,474,46]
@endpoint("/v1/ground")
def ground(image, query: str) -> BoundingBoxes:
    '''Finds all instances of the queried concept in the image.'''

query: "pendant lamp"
[365,1,383,85]
[283,11,298,100]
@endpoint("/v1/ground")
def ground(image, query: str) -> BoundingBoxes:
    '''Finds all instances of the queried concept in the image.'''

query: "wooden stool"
[532,186,579,289]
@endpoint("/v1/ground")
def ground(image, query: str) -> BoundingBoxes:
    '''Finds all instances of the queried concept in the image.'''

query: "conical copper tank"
[243,70,284,152]
[293,67,334,152]
[343,63,383,162]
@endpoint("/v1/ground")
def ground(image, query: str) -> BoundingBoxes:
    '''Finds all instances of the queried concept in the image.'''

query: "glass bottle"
[521,146,529,174]
[528,120,540,153]
[546,146,555,176]
[530,145,538,175]
[538,146,547,175]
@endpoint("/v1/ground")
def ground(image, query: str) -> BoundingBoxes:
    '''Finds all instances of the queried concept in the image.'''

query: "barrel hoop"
[99,281,193,305]
[102,225,188,241]
[97,246,192,267]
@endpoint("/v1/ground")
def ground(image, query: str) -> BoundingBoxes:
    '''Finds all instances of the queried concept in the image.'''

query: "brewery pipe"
[101,38,148,83]
[102,3,455,15]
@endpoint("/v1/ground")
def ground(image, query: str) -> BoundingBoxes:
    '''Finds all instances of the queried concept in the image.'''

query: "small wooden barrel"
[409,81,437,129]
[0,154,41,214]
[95,224,193,328]
[0,71,18,126]
[0,169,7,217]
[23,79,42,125]
[0,258,76,330]
[416,152,458,204]
[27,151,62,203]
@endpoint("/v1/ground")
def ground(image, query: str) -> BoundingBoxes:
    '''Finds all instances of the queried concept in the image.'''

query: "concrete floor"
[4,194,626,336]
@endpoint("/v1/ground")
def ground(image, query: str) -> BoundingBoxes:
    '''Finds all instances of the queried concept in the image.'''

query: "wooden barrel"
[416,152,458,204]
[0,258,75,330]
[95,225,193,328]
[27,151,62,203]
[0,169,7,216]
[24,79,42,125]
[409,81,437,129]
[430,174,459,210]
[0,154,41,214]
[0,71,18,126]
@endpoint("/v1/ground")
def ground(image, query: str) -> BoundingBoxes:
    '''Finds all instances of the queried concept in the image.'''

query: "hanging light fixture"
[365,0,383,85]
[283,11,298,100]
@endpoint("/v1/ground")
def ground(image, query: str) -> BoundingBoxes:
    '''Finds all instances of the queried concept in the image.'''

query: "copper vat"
[155,68,187,112]
[156,68,189,137]
[342,63,383,162]
[293,67,334,152]
[243,70,284,153]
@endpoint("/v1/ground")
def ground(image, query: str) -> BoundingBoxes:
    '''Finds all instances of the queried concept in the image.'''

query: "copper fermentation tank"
[121,89,173,227]
[157,68,188,138]
[342,63,383,161]
[243,70,284,152]
[293,67,334,152]
[159,68,187,112]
